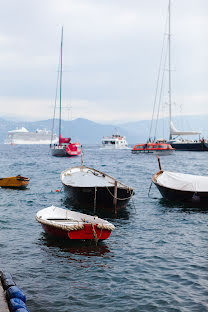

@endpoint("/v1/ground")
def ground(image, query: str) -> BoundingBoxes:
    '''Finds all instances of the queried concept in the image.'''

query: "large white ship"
[5,127,58,145]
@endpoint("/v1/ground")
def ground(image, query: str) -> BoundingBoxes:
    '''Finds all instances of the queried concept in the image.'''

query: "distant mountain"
[0,115,207,144]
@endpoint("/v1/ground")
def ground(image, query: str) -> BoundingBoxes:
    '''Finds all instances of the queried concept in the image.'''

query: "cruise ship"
[5,127,58,145]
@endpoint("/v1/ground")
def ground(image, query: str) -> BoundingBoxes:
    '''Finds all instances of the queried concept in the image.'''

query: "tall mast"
[59,26,63,138]
[168,0,172,140]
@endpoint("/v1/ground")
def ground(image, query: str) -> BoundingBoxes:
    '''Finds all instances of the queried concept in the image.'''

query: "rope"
[92,223,104,246]
[131,196,137,213]
[92,224,98,245]
[147,182,162,199]
[148,181,153,197]
[154,39,169,141]
[50,44,61,146]
[94,187,97,214]
[148,15,168,142]
[105,186,134,201]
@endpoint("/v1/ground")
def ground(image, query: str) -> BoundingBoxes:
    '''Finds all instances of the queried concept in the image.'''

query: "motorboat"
[60,165,134,213]
[132,142,174,155]
[36,206,115,241]
[0,175,30,189]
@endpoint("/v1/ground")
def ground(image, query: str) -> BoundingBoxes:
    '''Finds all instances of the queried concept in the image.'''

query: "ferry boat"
[132,142,174,155]
[101,134,129,149]
[5,127,57,145]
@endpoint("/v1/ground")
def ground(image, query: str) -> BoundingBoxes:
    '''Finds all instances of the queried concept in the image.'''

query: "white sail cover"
[170,122,201,136]
[157,171,208,192]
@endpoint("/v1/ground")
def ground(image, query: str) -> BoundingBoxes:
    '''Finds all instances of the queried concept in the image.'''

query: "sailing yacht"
[165,1,208,151]
[131,1,177,156]
[50,27,82,157]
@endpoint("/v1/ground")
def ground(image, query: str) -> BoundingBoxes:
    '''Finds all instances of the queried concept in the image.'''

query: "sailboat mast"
[168,0,172,140]
[59,26,63,138]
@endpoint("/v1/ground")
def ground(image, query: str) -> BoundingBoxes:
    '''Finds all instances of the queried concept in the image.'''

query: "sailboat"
[50,27,82,157]
[165,1,208,151]
[131,1,175,156]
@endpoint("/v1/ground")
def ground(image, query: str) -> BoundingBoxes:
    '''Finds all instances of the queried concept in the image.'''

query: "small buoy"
[56,189,60,192]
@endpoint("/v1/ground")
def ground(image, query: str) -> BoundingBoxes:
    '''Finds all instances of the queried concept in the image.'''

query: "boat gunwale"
[36,207,115,231]
[60,166,134,191]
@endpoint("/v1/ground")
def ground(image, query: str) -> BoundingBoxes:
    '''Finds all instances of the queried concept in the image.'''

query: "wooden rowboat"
[36,206,115,241]
[0,175,30,189]
[152,156,208,203]
[60,166,134,214]
[152,170,208,203]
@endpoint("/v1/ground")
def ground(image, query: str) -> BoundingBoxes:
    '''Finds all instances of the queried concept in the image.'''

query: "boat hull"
[132,150,174,155]
[153,182,208,203]
[152,172,208,203]
[51,147,68,157]
[50,144,81,157]
[41,222,112,240]
[63,185,132,212]
[170,141,208,151]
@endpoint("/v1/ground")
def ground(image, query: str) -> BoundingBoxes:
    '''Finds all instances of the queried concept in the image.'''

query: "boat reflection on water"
[158,198,208,213]
[38,232,111,259]
[63,198,131,220]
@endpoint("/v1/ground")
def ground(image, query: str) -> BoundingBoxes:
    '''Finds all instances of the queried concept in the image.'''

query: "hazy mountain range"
[0,115,207,144]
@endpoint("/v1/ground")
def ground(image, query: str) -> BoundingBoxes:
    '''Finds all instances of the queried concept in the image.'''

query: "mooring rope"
[105,186,134,201]
[92,223,98,245]
[148,181,153,197]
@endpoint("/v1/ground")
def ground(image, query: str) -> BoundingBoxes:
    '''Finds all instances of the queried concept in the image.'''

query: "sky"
[0,0,208,123]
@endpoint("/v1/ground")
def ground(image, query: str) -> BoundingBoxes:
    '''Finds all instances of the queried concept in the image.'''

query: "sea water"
[0,144,207,312]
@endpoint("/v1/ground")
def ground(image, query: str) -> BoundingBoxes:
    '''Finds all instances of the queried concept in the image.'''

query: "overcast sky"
[0,0,207,123]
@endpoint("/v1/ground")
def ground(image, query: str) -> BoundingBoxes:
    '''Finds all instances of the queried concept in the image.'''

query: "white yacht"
[5,127,58,145]
[101,134,129,149]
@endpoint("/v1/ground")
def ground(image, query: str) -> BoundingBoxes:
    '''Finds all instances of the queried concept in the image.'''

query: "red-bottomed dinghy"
[36,206,115,241]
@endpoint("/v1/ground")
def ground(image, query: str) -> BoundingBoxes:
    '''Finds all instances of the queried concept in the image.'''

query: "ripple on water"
[0,145,208,312]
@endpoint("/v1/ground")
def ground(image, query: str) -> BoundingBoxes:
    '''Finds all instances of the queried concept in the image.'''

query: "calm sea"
[0,144,208,312]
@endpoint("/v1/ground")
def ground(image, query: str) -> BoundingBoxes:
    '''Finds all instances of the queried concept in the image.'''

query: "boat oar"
[156,155,162,170]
